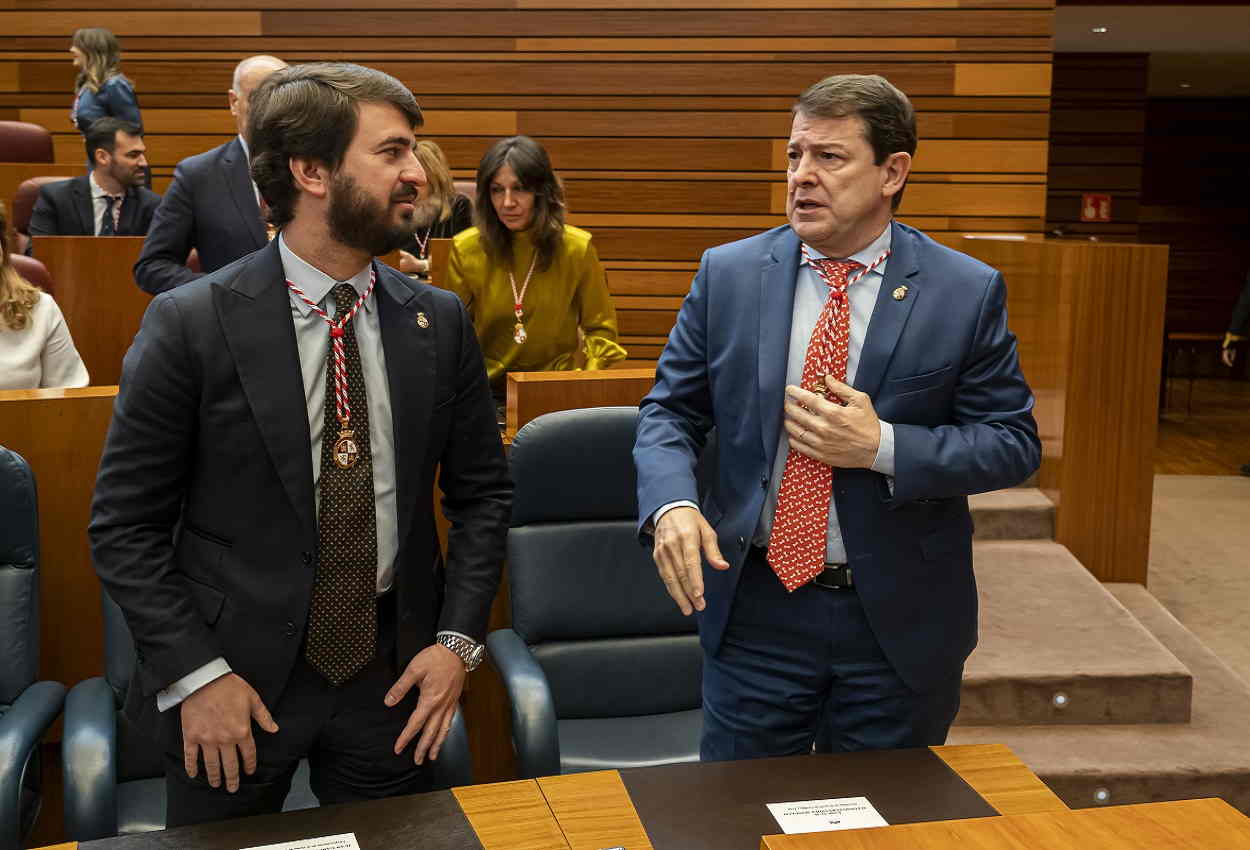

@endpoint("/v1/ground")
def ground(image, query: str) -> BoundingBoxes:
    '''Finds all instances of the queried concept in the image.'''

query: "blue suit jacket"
[634,221,1040,692]
[133,136,267,295]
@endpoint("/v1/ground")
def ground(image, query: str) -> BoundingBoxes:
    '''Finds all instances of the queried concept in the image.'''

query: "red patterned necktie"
[767,252,861,591]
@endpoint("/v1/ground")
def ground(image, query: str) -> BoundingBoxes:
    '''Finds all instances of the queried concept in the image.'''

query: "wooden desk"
[760,798,1250,849]
[504,367,656,440]
[0,387,116,694]
[30,236,150,387]
[38,744,1063,850]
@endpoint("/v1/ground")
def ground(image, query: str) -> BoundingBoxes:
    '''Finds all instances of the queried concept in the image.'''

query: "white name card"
[766,796,889,834]
[241,833,360,850]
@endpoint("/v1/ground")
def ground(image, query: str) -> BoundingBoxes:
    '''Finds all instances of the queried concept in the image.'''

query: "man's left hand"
[784,375,880,469]
[386,643,466,765]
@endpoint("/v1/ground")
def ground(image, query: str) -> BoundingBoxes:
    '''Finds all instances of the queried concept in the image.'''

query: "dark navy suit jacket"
[634,221,1040,693]
[92,239,511,723]
[133,136,268,294]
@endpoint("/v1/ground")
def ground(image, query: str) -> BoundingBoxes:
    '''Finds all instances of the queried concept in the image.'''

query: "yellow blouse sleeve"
[575,237,628,370]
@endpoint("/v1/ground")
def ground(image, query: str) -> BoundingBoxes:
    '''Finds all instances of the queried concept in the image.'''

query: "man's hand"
[653,506,730,616]
[1223,346,1237,368]
[784,375,880,469]
[386,643,465,765]
[398,250,429,276]
[180,673,279,793]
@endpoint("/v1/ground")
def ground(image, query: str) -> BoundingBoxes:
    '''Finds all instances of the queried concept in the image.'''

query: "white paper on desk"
[766,797,888,834]
[240,833,360,850]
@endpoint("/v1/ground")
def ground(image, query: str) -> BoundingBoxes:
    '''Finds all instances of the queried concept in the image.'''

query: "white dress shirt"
[88,172,123,236]
[157,234,400,710]
[0,293,89,390]
[654,223,896,566]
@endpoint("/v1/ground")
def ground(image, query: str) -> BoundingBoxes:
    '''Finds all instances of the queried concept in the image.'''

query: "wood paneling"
[30,236,151,387]
[960,236,1168,585]
[536,771,654,850]
[453,780,570,850]
[1045,53,1147,241]
[930,744,1067,816]
[0,387,116,695]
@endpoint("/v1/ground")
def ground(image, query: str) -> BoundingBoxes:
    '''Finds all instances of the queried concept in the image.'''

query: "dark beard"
[328,171,415,257]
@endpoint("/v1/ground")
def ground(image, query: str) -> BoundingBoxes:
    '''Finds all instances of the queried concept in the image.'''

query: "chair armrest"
[486,629,559,779]
[62,677,119,841]
[428,706,473,790]
[0,679,66,850]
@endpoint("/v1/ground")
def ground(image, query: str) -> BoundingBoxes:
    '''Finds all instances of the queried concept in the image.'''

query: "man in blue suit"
[132,55,286,294]
[634,74,1040,760]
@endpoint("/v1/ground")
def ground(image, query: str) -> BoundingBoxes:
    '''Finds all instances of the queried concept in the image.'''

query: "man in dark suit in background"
[634,74,1040,761]
[132,54,287,294]
[91,62,511,827]
[28,117,159,249]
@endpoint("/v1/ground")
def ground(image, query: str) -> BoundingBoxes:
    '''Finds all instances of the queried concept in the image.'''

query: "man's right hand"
[652,506,730,616]
[1223,346,1237,368]
[180,673,279,793]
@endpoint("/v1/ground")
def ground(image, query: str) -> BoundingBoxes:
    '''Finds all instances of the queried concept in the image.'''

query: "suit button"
[136,651,145,665]
[285,620,297,637]
[737,536,746,550]
[760,476,768,490]
[302,551,313,567]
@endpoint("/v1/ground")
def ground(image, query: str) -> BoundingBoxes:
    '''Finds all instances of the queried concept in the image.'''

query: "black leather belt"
[810,563,853,590]
[749,545,853,590]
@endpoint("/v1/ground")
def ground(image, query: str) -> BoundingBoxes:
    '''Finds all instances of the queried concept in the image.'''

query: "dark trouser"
[700,547,962,762]
[163,593,430,828]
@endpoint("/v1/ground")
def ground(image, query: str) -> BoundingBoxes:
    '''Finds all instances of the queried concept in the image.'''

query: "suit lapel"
[71,177,94,235]
[758,227,801,467]
[375,263,433,549]
[854,220,921,399]
[218,240,316,537]
[222,138,267,250]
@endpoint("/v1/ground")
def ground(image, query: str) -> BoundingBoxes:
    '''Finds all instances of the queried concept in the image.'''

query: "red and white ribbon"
[286,267,376,428]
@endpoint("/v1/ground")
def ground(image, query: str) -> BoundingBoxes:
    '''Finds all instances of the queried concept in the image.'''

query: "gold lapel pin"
[892,285,909,301]
[416,311,430,329]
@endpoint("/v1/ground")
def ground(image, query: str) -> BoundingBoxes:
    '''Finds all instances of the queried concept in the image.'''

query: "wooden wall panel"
[0,0,1055,788]
[1045,53,1147,241]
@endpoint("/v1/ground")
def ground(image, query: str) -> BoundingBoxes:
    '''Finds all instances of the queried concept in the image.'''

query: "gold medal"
[333,429,359,469]
[514,322,528,345]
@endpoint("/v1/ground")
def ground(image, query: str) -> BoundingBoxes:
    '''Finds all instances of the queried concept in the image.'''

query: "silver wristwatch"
[436,631,486,672]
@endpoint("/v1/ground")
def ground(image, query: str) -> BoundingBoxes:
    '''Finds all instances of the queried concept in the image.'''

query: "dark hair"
[794,74,917,210]
[248,62,424,230]
[474,136,565,273]
[83,116,141,164]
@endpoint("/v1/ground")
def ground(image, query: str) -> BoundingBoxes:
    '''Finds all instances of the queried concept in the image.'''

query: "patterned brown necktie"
[304,283,378,686]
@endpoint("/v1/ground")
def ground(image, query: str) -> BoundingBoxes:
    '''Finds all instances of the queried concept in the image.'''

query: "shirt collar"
[801,221,893,273]
[237,134,251,163]
[89,171,122,201]
[278,233,375,318]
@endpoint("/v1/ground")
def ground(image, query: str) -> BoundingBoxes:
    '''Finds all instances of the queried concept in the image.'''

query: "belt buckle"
[812,564,851,590]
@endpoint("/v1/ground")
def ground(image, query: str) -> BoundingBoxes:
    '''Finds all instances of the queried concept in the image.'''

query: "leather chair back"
[507,408,701,720]
[0,447,39,707]
[453,180,476,213]
[10,254,53,295]
[0,122,54,163]
[13,176,71,254]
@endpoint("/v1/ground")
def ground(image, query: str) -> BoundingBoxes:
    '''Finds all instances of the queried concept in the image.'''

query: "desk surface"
[46,744,1064,850]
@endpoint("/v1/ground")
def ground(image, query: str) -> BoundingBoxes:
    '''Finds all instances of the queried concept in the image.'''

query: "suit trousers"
[700,547,962,762]
[163,592,430,828]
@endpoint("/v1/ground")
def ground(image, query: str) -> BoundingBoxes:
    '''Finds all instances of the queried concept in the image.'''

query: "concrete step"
[970,487,1054,540]
[956,542,1192,726]
[950,583,1250,815]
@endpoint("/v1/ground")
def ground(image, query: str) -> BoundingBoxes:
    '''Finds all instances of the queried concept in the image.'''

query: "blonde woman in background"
[398,140,474,276]
[69,28,143,138]
[0,204,89,390]
[445,135,626,398]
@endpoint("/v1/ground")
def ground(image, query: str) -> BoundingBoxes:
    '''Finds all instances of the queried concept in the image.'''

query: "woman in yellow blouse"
[445,135,626,396]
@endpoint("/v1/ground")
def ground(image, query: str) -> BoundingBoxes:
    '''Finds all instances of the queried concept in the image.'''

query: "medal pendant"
[333,429,360,469]
[513,322,528,345]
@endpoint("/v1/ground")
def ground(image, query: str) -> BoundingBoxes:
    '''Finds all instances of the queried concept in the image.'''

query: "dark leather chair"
[0,446,67,850]
[13,176,71,255]
[0,121,54,163]
[453,180,475,213]
[63,595,474,840]
[9,254,53,295]
[487,407,702,779]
